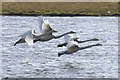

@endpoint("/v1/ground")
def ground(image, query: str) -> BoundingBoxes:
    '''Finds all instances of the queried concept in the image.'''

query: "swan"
[57,34,99,47]
[58,40,102,57]
[33,31,76,43]
[14,29,36,46]
[14,16,57,46]
[33,16,76,43]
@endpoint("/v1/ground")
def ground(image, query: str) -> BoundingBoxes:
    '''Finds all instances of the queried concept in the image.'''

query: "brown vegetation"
[2,2,119,16]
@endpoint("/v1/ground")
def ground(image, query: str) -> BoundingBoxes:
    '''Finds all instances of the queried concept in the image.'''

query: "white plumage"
[64,34,80,42]
[14,29,35,46]
[38,16,53,34]
[58,34,102,57]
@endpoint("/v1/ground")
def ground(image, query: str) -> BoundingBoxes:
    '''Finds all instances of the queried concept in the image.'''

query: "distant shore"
[2,13,120,16]
[2,2,120,16]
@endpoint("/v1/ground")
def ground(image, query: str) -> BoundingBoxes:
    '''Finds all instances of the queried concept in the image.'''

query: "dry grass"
[2,2,119,16]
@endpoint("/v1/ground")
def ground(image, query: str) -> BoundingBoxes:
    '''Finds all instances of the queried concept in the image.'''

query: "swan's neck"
[78,43,101,50]
[77,38,98,43]
[54,32,72,39]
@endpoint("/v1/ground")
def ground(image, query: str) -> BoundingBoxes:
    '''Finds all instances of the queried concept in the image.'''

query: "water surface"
[2,16,118,78]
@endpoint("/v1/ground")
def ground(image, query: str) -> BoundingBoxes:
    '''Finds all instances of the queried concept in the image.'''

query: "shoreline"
[2,13,120,17]
[2,2,119,17]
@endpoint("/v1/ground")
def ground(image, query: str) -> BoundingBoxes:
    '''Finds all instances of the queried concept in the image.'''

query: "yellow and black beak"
[53,29,57,32]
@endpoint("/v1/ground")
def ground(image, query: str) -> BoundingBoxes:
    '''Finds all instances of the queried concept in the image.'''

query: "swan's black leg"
[58,51,67,57]
[58,53,65,57]
[58,53,63,57]
[57,43,67,47]
[33,39,38,43]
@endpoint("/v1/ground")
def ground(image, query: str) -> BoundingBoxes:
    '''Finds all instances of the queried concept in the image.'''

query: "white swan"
[33,16,76,43]
[14,29,36,46]
[58,40,102,57]
[57,34,99,47]
[14,16,76,46]
[14,16,56,46]
[33,31,76,43]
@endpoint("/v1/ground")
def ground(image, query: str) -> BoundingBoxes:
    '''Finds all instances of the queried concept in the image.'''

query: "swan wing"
[42,20,52,33]
[20,30,32,39]
[20,30,34,45]
[38,16,44,33]
[71,35,80,41]
[67,41,79,49]
[25,34,34,45]
[64,34,73,42]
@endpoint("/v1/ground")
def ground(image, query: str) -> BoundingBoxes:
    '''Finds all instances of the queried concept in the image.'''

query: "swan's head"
[69,31,76,34]
[52,29,57,33]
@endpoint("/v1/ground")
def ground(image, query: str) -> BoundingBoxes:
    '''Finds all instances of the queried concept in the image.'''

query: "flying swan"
[14,29,36,46]
[33,16,76,43]
[57,34,99,47]
[58,34,102,57]
[14,16,56,46]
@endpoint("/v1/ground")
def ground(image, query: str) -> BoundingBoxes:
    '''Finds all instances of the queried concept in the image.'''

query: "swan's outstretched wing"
[20,30,32,39]
[64,34,73,42]
[42,20,53,33]
[71,35,80,41]
[67,41,79,49]
[20,30,34,45]
[38,16,44,33]
[64,34,80,42]
[25,35,34,45]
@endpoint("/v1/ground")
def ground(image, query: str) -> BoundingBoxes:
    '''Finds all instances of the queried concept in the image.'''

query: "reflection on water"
[2,16,118,78]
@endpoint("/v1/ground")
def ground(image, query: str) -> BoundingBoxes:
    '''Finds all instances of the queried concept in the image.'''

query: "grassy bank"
[2,2,120,16]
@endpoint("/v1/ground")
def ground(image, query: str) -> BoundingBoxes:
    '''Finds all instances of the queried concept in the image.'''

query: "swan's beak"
[72,31,76,33]
[53,30,57,32]
[70,31,76,33]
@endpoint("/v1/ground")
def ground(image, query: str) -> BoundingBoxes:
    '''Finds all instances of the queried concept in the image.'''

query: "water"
[2,16,118,78]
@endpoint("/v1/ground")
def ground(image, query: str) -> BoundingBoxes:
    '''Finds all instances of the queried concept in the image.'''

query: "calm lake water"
[2,16,118,78]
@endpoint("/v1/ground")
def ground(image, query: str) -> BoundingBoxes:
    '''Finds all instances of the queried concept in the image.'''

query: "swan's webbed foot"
[57,44,63,47]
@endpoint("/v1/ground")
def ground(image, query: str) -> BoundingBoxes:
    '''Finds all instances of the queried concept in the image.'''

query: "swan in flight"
[14,16,57,46]
[14,29,36,46]
[33,16,76,43]
[34,31,76,43]
[57,34,99,47]
[58,40,102,57]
